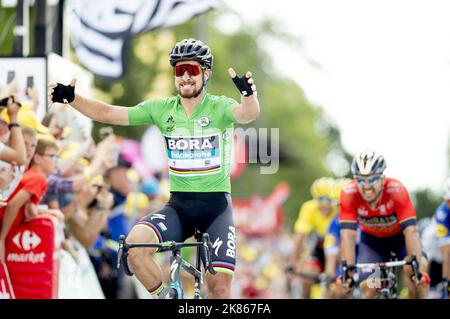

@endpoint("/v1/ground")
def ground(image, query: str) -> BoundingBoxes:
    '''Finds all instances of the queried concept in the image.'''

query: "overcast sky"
[225,0,450,193]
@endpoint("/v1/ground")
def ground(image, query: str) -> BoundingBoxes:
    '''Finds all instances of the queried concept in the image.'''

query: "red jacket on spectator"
[0,166,48,233]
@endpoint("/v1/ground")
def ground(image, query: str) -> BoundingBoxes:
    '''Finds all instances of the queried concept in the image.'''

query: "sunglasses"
[173,64,203,77]
[355,175,382,187]
[317,196,332,204]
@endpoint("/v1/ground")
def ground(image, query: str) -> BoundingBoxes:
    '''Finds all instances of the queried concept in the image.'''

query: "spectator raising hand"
[0,96,26,165]
[91,134,120,172]
[74,184,98,210]
[95,185,114,211]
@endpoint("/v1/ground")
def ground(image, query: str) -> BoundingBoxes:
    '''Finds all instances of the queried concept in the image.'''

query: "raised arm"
[48,79,129,126]
[0,97,27,165]
[228,68,260,124]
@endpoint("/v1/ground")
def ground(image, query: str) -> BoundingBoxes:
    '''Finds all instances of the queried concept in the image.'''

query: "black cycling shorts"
[135,192,236,275]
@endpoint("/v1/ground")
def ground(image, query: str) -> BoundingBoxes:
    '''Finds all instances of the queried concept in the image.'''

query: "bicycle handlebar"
[117,234,217,275]
[352,260,407,269]
[340,254,422,283]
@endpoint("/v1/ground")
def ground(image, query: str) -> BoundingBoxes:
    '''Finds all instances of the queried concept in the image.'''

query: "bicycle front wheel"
[158,287,178,299]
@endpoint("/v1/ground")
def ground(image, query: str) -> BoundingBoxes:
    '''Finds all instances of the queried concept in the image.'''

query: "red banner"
[233,182,290,236]
[5,214,63,299]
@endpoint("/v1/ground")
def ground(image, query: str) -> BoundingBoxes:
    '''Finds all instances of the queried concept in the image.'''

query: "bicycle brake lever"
[117,235,125,270]
[341,260,348,284]
[410,255,422,284]
[202,233,217,275]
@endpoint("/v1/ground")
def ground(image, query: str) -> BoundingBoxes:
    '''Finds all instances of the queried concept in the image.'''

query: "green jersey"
[127,93,238,193]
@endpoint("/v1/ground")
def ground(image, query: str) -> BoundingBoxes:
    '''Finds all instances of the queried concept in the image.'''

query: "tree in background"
[411,189,442,220]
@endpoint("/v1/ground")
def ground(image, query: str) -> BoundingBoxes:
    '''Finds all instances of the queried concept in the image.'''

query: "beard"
[362,188,382,206]
[177,81,203,98]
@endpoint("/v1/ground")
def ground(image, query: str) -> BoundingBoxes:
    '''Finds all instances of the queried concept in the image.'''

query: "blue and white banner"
[68,0,220,79]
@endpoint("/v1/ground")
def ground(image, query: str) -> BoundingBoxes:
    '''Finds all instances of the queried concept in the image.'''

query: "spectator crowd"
[0,79,169,299]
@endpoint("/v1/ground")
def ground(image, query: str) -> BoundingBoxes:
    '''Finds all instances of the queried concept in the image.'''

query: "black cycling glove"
[231,74,254,96]
[52,83,75,104]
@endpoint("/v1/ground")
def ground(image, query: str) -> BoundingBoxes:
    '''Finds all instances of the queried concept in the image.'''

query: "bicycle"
[341,254,422,299]
[117,229,217,299]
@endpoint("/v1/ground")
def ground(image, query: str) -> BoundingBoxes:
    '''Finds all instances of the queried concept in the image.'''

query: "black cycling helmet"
[169,38,213,69]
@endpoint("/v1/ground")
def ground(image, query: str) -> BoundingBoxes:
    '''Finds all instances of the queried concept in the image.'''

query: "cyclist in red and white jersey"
[338,150,429,298]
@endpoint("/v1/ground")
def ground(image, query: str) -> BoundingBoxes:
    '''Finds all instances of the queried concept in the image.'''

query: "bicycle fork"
[168,252,204,299]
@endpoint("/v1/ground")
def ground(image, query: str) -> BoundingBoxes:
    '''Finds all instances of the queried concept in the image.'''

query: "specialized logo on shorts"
[212,226,236,259]
[212,237,223,257]
[165,134,221,176]
[196,116,211,127]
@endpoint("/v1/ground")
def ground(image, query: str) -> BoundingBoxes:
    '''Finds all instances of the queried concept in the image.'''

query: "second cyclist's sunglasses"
[173,64,203,77]
[355,174,383,187]
[317,196,332,204]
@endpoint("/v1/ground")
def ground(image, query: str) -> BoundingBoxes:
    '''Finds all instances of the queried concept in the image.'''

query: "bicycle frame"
[117,232,215,299]
[356,262,403,298]
[165,243,205,299]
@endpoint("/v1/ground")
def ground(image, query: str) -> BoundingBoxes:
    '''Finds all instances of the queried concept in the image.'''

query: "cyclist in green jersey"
[48,38,260,298]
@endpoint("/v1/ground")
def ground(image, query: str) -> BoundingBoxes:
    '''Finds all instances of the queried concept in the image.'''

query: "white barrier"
[58,238,105,299]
